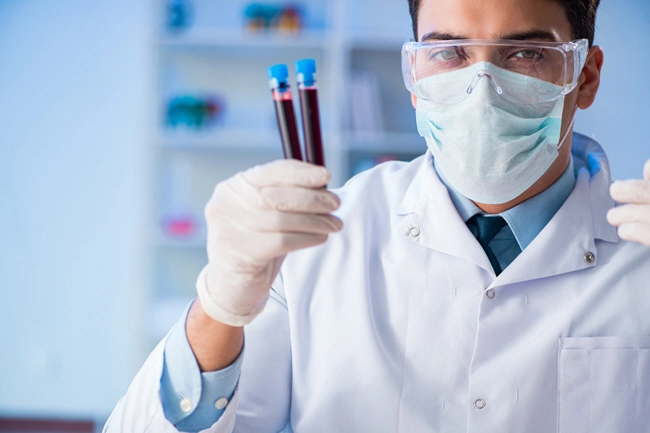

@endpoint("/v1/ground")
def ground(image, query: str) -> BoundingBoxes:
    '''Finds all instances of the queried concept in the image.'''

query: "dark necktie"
[467,215,508,275]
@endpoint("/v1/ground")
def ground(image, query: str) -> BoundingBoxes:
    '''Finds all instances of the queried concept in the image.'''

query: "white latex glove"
[607,159,650,247]
[196,159,342,327]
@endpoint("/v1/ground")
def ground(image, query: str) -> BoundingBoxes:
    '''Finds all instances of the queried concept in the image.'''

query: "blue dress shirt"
[160,304,243,431]
[436,157,576,270]
[160,156,577,431]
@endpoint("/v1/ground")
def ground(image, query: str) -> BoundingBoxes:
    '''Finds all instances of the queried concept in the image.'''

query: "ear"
[576,46,604,110]
[411,92,418,109]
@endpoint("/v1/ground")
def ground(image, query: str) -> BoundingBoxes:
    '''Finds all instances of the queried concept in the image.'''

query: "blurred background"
[0,0,648,430]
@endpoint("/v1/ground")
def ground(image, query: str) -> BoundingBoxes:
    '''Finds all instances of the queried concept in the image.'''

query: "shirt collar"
[434,156,577,251]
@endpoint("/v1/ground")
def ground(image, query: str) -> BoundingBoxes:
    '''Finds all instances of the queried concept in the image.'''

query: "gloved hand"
[196,159,343,327]
[607,159,650,247]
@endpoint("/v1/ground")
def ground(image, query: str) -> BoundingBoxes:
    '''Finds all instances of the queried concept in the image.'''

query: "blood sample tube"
[295,59,325,167]
[268,64,303,160]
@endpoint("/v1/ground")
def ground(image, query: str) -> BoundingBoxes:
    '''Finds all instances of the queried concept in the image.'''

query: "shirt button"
[584,252,595,264]
[486,289,495,299]
[215,397,228,410]
[180,398,193,413]
[409,227,421,238]
[474,398,487,409]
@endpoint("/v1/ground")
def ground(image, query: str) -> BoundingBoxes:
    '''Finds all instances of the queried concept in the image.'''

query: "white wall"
[0,0,153,420]
[576,0,650,181]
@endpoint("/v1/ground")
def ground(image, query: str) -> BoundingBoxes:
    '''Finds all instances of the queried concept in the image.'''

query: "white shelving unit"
[149,0,425,342]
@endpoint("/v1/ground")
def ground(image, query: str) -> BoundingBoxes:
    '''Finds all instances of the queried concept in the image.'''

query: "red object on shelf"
[163,216,196,236]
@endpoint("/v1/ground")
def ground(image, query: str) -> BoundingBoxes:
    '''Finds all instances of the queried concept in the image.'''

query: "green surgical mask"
[416,62,572,204]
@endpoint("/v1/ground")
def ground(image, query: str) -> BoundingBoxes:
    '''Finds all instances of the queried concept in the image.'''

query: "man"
[105,0,650,431]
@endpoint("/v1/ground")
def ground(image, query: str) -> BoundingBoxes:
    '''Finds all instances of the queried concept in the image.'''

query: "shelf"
[158,29,412,53]
[345,31,411,51]
[158,128,282,152]
[151,0,425,339]
[158,28,332,51]
[156,234,206,250]
[344,131,425,155]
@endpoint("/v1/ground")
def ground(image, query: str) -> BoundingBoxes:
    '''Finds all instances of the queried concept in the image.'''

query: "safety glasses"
[402,38,588,105]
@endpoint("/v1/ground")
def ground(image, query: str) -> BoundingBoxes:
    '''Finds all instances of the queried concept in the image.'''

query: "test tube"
[295,59,325,167]
[268,64,303,160]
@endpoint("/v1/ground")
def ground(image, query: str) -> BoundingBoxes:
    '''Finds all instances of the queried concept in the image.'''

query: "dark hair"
[407,0,600,46]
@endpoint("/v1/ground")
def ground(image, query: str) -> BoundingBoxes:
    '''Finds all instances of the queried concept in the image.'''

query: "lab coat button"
[584,252,595,264]
[215,397,228,410]
[409,227,421,237]
[486,289,495,299]
[474,398,487,409]
[180,398,193,413]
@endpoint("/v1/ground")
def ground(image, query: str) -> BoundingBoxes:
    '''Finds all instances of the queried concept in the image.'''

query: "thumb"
[644,159,650,181]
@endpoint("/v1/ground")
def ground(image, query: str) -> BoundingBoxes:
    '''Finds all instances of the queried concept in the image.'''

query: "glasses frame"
[402,38,589,103]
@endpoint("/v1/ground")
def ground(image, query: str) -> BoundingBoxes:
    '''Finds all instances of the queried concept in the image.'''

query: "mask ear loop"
[557,106,578,150]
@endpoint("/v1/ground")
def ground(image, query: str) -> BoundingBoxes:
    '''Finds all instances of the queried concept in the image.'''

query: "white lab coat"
[105,135,650,433]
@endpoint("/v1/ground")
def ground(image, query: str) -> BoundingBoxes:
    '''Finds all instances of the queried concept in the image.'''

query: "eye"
[513,49,543,60]
[429,47,464,62]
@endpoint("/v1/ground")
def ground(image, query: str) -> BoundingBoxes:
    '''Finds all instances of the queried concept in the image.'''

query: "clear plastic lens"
[414,45,565,83]
[402,39,588,105]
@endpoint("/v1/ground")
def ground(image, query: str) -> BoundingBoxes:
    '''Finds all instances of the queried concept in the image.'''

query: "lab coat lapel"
[396,152,494,273]
[494,134,619,286]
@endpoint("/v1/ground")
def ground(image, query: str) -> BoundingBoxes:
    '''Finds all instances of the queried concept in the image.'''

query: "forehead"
[417,0,572,42]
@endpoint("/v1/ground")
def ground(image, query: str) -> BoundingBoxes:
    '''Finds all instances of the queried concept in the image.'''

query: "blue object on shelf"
[166,0,193,30]
[166,95,225,129]
[243,3,303,32]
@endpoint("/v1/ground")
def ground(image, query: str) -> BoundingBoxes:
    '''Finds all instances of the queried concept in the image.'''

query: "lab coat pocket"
[557,336,650,433]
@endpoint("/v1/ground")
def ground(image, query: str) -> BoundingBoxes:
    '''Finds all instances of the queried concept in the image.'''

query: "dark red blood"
[299,88,325,167]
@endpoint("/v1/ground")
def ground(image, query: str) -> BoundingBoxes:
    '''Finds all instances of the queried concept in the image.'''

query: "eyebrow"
[420,31,466,42]
[500,30,560,42]
[420,30,560,43]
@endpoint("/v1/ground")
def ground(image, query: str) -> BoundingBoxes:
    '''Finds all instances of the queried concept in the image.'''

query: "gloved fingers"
[242,159,331,188]
[610,179,650,205]
[210,186,342,232]
[208,170,338,216]
[250,211,343,234]
[205,174,264,218]
[607,204,650,226]
[259,186,340,213]
[615,222,650,247]
[263,232,331,257]
[218,231,331,264]
[217,206,342,234]
[208,220,336,263]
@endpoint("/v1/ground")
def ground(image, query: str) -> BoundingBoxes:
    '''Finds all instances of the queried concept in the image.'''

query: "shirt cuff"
[159,302,244,432]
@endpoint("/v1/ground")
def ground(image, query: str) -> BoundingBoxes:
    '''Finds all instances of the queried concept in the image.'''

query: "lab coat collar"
[396,152,495,272]
[570,132,618,244]
[396,133,618,282]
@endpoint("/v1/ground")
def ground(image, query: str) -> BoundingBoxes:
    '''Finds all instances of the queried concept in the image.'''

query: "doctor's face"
[412,0,577,124]
[412,0,602,211]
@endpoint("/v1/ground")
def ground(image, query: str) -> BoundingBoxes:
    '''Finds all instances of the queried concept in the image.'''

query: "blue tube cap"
[295,59,316,84]
[268,64,289,83]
